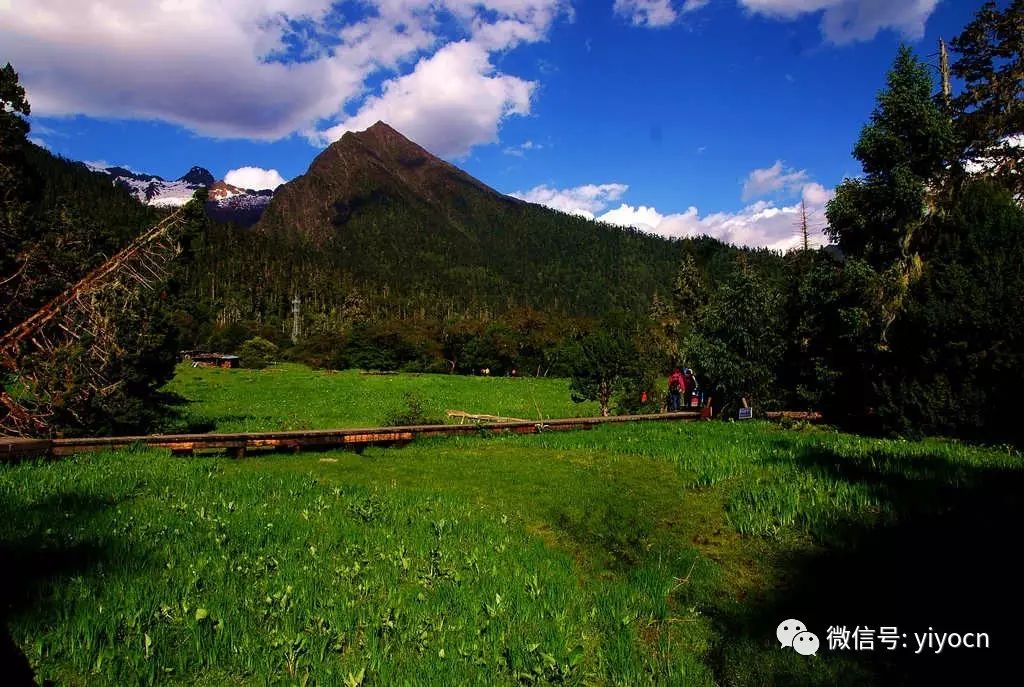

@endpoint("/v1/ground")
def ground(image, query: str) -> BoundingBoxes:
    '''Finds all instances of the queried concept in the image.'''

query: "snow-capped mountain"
[85,163,201,207]
[86,163,274,224]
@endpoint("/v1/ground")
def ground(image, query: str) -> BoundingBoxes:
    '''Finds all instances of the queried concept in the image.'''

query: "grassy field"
[164,363,598,433]
[2,365,1021,685]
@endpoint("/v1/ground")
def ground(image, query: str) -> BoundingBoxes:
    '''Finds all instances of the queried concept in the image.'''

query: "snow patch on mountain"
[87,164,203,205]
[86,163,274,224]
[148,180,199,207]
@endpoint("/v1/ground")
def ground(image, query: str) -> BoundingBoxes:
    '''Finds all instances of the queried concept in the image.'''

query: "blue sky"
[2,1,992,249]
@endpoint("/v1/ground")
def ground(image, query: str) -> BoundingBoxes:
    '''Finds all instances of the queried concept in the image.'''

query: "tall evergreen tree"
[884,179,1024,442]
[826,46,956,268]
[0,63,36,322]
[950,0,1024,195]
[818,21,1024,441]
[672,251,706,316]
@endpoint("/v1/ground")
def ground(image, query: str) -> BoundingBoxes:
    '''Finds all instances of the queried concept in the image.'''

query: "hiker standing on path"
[667,368,685,411]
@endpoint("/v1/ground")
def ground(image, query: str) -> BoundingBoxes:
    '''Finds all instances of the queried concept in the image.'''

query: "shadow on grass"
[0,492,116,686]
[713,445,1023,686]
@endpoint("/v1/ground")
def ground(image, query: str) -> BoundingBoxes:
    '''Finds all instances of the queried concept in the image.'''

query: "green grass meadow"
[2,365,1021,685]
[164,364,597,433]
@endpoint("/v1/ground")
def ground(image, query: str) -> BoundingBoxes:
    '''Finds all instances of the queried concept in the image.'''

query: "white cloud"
[599,203,666,228]
[510,183,630,218]
[739,0,939,44]
[29,137,48,149]
[224,166,287,190]
[613,0,935,43]
[0,1,569,156]
[597,185,833,251]
[2,1,365,140]
[741,0,838,18]
[513,171,835,251]
[742,160,810,200]
[800,181,834,205]
[612,0,712,27]
[317,41,534,157]
[503,140,543,157]
[614,0,679,27]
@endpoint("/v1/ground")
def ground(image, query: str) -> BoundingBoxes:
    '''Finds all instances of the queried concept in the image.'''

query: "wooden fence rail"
[1,411,705,461]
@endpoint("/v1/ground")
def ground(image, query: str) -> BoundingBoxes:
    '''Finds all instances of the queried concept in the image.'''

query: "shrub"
[383,391,441,426]
[237,337,278,370]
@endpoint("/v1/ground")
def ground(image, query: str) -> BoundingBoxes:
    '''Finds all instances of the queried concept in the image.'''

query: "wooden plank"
[343,432,414,444]
[250,438,302,450]
[51,444,94,457]
[30,409,710,459]
[509,425,537,434]
[0,437,52,460]
[5,407,834,462]
[764,411,823,422]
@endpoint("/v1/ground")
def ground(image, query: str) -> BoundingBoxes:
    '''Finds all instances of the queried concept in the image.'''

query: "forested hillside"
[195,122,782,326]
[179,122,788,378]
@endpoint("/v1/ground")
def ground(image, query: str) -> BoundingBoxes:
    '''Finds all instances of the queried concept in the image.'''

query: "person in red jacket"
[667,368,686,411]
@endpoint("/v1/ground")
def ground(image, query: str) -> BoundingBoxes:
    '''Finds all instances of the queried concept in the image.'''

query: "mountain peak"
[367,120,397,134]
[258,122,515,243]
[342,120,415,152]
[179,166,215,186]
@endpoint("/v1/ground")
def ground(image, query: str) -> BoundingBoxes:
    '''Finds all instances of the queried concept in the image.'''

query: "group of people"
[667,367,699,411]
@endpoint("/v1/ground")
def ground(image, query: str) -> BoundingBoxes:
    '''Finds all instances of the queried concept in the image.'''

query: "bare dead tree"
[800,198,811,251]
[0,207,189,435]
[939,38,953,112]
[793,198,819,252]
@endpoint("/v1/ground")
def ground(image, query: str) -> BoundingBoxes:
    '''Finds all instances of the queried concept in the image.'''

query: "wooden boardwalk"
[1,411,705,461]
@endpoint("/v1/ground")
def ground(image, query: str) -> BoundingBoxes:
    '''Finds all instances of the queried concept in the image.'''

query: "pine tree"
[671,251,705,316]
[826,46,956,268]
[950,0,1024,195]
[0,63,36,316]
